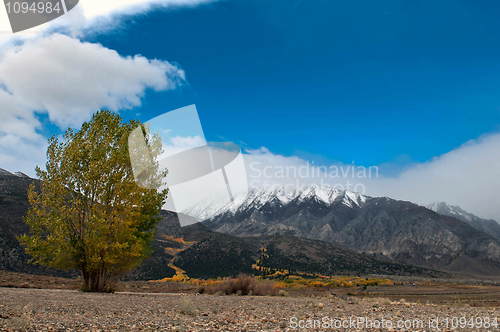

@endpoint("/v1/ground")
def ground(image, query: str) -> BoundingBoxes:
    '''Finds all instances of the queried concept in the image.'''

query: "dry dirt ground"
[1,271,500,331]
[0,271,193,294]
[1,287,500,331]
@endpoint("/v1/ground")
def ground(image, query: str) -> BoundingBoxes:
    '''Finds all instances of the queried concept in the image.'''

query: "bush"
[179,298,194,315]
[208,274,256,296]
[196,285,206,294]
[253,281,278,296]
[232,274,255,295]
[205,275,283,296]
[10,306,31,332]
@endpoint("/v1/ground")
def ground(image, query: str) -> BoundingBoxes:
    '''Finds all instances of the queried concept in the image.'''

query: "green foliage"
[19,110,168,292]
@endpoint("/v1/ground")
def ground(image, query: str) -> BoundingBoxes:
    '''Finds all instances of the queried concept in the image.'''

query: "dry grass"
[206,274,279,296]
[361,297,392,305]
[179,298,195,316]
[9,305,31,332]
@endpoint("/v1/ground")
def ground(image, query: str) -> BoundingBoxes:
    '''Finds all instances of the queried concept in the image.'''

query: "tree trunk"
[81,268,113,292]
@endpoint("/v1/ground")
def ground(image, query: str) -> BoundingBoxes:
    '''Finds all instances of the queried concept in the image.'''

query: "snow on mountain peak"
[0,168,31,178]
[182,185,368,221]
[425,201,473,222]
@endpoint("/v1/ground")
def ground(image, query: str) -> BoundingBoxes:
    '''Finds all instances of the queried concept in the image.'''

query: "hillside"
[161,212,446,279]
[198,187,500,276]
[0,169,77,277]
[0,170,452,280]
[426,202,500,241]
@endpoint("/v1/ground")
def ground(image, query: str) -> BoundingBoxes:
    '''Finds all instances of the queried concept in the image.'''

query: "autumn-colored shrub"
[272,281,287,289]
[253,281,278,296]
[208,274,256,295]
[232,274,256,295]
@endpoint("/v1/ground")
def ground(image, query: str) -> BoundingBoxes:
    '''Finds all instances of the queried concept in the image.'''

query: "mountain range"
[425,202,500,241]
[0,168,445,279]
[191,186,500,276]
[151,211,445,279]
[0,168,77,277]
[1,167,499,279]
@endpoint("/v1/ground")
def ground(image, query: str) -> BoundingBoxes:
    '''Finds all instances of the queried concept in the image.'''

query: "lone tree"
[19,110,167,292]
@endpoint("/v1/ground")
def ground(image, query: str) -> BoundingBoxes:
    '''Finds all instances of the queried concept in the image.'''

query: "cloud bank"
[78,0,215,21]
[0,0,215,175]
[0,34,186,175]
[242,133,500,222]
[0,34,185,128]
[0,0,216,40]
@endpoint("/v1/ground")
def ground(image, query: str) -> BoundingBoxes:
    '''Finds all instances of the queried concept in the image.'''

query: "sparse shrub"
[378,297,391,305]
[179,298,194,315]
[279,289,288,297]
[362,297,391,305]
[348,298,359,305]
[10,306,31,332]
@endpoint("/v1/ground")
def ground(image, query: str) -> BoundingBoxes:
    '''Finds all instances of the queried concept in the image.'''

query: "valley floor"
[1,286,500,331]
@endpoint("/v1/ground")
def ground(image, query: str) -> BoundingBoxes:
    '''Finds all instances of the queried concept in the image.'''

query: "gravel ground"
[1,287,499,331]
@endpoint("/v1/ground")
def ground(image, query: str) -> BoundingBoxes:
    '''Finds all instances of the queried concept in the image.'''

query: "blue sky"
[1,0,500,219]
[84,0,500,169]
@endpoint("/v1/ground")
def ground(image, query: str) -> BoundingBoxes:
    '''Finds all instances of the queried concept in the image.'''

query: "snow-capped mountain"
[0,168,37,196]
[185,185,500,276]
[425,202,500,240]
[182,185,368,221]
[0,168,29,178]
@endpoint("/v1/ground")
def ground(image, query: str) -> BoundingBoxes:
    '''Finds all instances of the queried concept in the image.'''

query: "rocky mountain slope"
[0,170,443,280]
[0,169,75,277]
[159,211,445,279]
[425,202,500,241]
[198,186,500,276]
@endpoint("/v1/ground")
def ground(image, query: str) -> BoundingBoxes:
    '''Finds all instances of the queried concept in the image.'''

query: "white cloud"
[0,90,47,176]
[0,33,185,128]
[78,0,215,21]
[0,0,215,42]
[0,0,211,174]
[0,33,185,173]
[241,134,500,222]
[366,133,500,222]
